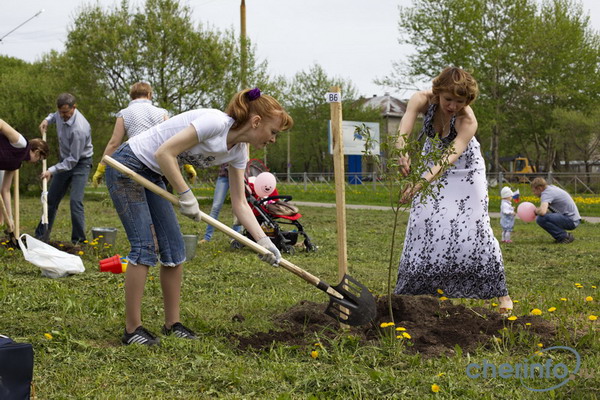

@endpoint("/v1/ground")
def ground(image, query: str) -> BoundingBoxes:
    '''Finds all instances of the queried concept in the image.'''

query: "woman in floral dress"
[393,67,513,314]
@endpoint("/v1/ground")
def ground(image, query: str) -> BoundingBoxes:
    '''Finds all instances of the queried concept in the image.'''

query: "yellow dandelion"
[574,283,582,286]
[310,350,319,359]
[525,323,532,326]
[537,343,544,348]
[439,296,448,301]
[588,315,597,321]
[395,327,406,331]
[84,240,89,243]
[513,300,519,303]
[7,248,14,252]
[379,322,395,328]
[560,298,567,302]
[548,307,556,312]
[592,286,597,289]
[431,384,440,393]
[530,309,542,316]
[534,351,544,356]
[437,289,444,294]
[78,251,84,256]
[59,244,64,247]
[507,316,517,321]
[437,372,446,377]
[491,302,498,307]
[585,296,593,302]
[314,342,322,347]
[402,332,411,339]
[44,333,53,340]
[98,235,104,238]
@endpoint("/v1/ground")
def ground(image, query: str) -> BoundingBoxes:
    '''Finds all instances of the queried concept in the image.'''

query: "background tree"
[552,107,600,174]
[514,0,600,171]
[55,0,275,170]
[385,0,600,173]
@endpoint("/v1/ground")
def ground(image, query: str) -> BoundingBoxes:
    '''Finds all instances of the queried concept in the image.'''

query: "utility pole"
[0,9,45,43]
[240,0,247,89]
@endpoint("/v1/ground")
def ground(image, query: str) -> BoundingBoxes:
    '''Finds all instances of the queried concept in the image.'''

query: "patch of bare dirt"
[232,295,556,357]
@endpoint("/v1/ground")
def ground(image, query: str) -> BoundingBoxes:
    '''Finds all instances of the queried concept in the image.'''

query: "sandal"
[498,307,513,317]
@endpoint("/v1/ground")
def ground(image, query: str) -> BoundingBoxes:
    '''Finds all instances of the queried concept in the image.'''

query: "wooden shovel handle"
[0,196,15,233]
[42,130,48,223]
[103,155,341,298]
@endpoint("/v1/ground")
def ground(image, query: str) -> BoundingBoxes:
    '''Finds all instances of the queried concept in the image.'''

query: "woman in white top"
[105,88,293,345]
[92,82,169,187]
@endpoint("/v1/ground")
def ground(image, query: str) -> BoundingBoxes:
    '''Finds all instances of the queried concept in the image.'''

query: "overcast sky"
[1,0,599,99]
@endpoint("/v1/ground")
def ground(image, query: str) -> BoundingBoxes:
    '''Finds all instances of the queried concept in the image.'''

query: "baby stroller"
[231,159,317,254]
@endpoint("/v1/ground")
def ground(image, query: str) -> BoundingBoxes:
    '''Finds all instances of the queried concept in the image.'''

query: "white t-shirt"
[128,109,247,174]
[13,134,27,148]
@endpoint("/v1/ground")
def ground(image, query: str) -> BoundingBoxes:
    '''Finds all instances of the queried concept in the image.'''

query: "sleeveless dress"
[394,104,508,299]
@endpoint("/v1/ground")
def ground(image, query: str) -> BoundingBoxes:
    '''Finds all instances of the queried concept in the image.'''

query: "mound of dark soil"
[233,295,557,357]
[46,241,83,255]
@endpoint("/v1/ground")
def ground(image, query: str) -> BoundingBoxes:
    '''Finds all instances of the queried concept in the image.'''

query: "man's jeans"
[536,213,579,241]
[203,176,242,241]
[35,158,92,243]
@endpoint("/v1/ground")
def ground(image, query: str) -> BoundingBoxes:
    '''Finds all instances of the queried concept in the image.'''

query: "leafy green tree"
[55,0,275,169]
[551,107,600,173]
[513,0,600,171]
[384,0,600,173]
[63,0,266,113]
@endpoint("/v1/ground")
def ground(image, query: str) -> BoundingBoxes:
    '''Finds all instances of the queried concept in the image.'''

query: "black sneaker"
[122,326,160,346]
[557,233,575,244]
[162,322,198,339]
[230,239,244,250]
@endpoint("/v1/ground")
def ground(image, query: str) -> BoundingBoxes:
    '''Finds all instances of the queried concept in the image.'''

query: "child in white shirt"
[500,186,516,243]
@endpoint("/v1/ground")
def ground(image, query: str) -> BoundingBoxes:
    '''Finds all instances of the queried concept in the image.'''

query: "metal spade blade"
[324,274,378,326]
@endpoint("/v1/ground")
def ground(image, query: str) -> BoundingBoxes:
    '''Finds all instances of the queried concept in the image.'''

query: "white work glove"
[257,237,281,266]
[178,189,201,222]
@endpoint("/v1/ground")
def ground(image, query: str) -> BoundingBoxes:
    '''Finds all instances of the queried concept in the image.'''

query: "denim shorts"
[105,143,186,266]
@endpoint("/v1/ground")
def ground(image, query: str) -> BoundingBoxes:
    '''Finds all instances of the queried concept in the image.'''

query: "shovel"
[103,155,377,326]
[0,197,18,248]
[38,128,49,241]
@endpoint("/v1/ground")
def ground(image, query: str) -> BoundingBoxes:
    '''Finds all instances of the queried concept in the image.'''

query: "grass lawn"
[1,191,598,399]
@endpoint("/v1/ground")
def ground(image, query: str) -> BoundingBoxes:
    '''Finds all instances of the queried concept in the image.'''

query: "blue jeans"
[105,144,185,266]
[35,157,92,243]
[203,176,242,241]
[536,213,579,241]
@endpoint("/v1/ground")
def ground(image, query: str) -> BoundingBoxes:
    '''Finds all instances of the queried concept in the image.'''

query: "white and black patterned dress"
[394,104,508,299]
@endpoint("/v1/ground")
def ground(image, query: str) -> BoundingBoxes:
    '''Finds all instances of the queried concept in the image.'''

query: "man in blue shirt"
[35,93,93,244]
[531,177,581,244]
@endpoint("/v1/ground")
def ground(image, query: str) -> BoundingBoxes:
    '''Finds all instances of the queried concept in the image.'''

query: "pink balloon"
[254,172,276,197]
[517,201,537,222]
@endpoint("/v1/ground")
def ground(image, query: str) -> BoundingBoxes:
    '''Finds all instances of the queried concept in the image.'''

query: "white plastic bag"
[18,234,85,278]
